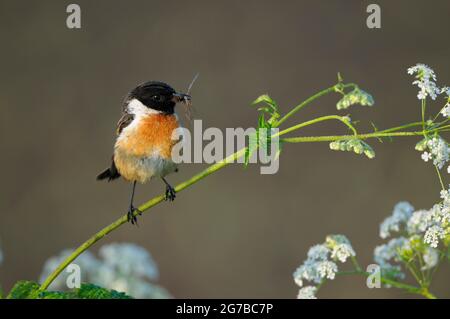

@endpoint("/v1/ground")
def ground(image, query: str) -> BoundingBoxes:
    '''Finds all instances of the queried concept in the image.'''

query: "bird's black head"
[126,81,190,114]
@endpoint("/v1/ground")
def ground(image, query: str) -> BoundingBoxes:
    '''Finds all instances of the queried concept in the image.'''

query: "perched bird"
[97,81,190,224]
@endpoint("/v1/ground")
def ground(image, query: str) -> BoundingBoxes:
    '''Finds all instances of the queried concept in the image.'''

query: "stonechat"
[97,81,190,224]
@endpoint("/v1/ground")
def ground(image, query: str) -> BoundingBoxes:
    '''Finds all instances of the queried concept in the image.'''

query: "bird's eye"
[152,95,161,101]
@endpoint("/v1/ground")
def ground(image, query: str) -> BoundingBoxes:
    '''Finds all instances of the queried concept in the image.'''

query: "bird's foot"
[165,184,176,201]
[127,205,142,225]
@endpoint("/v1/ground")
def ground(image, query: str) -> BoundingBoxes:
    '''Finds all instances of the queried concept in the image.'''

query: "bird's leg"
[127,181,142,225]
[162,177,176,201]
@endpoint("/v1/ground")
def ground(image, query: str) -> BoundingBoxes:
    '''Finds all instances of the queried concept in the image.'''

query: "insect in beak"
[172,93,191,104]
[177,73,199,124]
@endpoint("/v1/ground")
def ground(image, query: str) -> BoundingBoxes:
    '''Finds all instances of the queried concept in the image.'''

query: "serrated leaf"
[39,291,76,299]
[258,113,266,129]
[7,281,41,299]
[259,128,269,152]
[252,94,278,110]
[252,94,280,125]
[244,132,259,167]
[267,113,279,125]
[7,281,132,299]
[76,283,131,299]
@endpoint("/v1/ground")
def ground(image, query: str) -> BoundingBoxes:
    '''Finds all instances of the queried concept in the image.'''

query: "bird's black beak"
[172,93,191,104]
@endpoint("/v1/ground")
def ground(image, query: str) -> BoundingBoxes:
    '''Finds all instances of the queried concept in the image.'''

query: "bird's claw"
[127,205,142,225]
[165,185,176,201]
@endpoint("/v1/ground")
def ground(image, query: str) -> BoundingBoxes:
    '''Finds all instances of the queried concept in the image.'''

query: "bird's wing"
[116,111,134,135]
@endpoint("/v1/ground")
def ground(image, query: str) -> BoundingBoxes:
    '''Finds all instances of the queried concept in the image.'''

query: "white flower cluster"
[39,243,171,299]
[336,87,374,110]
[379,202,414,239]
[374,237,407,278]
[415,136,450,172]
[441,107,450,118]
[422,247,439,270]
[407,64,450,121]
[407,191,450,249]
[329,139,375,159]
[326,234,356,262]
[407,64,440,100]
[293,235,355,299]
[297,286,317,299]
[441,87,450,118]
[385,194,449,248]
[375,190,450,278]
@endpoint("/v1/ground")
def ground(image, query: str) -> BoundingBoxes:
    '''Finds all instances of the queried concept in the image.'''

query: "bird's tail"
[97,159,121,181]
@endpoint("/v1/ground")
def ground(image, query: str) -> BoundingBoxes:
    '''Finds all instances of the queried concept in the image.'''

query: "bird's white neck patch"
[127,98,162,117]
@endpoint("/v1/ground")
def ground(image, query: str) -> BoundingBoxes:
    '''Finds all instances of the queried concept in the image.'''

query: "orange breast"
[116,114,180,158]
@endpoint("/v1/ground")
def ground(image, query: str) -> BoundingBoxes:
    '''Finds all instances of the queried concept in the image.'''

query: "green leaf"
[244,127,279,167]
[252,94,278,111]
[7,281,132,299]
[262,129,271,159]
[39,291,76,299]
[7,281,41,299]
[244,131,259,167]
[76,283,131,299]
[252,94,280,125]
[258,113,266,129]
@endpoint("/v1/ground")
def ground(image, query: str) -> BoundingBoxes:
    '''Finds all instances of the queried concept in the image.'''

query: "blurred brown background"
[0,0,449,298]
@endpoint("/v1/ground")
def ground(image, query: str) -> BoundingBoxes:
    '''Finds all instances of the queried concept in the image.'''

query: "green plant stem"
[276,115,357,137]
[404,260,424,286]
[422,99,426,131]
[349,256,435,298]
[416,252,428,285]
[435,165,446,190]
[41,84,350,291]
[377,122,424,133]
[41,120,449,292]
[337,270,436,299]
[428,250,447,286]
[39,82,449,293]
[435,124,450,131]
[40,126,441,292]
[274,84,355,127]
[39,148,247,291]
[281,131,427,144]
[350,256,362,272]
[434,117,450,128]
